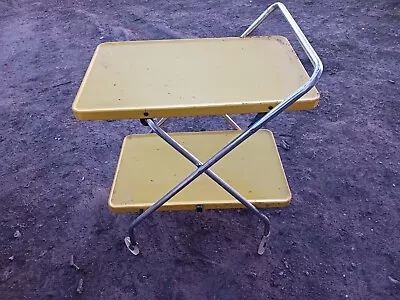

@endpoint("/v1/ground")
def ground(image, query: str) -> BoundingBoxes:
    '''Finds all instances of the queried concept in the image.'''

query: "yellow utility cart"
[72,2,323,256]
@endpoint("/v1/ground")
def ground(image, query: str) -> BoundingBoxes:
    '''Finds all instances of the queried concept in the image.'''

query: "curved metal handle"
[241,2,323,120]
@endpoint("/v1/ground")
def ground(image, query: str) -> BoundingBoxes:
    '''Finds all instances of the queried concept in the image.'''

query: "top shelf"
[72,36,319,120]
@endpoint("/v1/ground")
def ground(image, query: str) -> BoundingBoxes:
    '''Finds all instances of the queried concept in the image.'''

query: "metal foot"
[126,221,140,255]
[124,236,140,255]
[257,235,268,255]
[257,220,271,255]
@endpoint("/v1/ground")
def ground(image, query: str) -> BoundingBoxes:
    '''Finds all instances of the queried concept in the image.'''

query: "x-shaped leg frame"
[126,118,270,255]
[124,2,323,255]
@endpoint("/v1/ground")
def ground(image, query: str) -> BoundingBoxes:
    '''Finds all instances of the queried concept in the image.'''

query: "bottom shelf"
[108,130,291,212]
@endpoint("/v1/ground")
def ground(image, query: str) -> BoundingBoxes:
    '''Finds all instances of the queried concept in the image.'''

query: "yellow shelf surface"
[73,36,319,120]
[109,130,291,212]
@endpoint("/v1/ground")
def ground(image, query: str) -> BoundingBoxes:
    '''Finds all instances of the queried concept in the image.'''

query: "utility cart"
[72,2,323,255]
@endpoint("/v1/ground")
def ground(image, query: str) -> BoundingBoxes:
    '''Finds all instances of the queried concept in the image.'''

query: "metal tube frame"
[126,2,323,255]
[148,114,242,133]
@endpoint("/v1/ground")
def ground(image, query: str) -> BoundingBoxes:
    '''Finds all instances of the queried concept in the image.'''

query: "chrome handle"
[241,2,323,118]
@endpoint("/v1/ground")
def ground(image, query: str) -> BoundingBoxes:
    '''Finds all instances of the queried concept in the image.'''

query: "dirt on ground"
[0,0,399,299]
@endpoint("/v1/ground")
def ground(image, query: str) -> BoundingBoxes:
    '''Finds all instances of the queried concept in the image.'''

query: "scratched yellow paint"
[73,36,319,120]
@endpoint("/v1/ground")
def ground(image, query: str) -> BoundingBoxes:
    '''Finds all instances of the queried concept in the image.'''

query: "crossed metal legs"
[126,118,270,256]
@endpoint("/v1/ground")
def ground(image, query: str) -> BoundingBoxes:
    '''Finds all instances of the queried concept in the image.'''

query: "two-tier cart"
[72,2,323,255]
